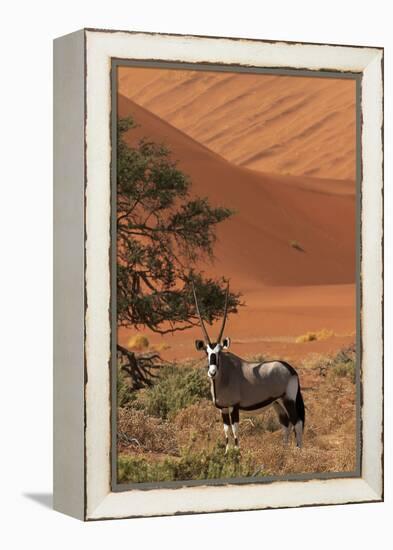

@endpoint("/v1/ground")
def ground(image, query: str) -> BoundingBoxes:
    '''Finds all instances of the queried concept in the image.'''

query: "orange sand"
[117,89,356,361]
[119,67,356,181]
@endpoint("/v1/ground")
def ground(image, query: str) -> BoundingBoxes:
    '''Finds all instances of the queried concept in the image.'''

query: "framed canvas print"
[53,29,384,521]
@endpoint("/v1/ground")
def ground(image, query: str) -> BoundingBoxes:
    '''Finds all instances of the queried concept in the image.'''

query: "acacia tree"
[117,117,240,385]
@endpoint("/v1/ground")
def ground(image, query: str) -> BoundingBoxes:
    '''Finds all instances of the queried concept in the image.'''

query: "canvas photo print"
[114,64,358,486]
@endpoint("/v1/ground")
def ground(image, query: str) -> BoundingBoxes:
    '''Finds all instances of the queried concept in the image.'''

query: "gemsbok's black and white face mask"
[195,338,231,378]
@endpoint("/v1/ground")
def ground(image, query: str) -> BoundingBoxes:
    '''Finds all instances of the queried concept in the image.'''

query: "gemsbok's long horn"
[217,284,229,344]
[192,282,211,345]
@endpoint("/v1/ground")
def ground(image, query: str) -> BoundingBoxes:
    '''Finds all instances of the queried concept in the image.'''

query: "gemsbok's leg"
[283,398,301,447]
[273,401,292,445]
[294,420,303,448]
[283,375,303,448]
[221,409,231,454]
[230,406,240,449]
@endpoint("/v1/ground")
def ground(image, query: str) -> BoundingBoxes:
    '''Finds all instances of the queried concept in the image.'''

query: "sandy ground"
[118,283,355,362]
[118,67,356,180]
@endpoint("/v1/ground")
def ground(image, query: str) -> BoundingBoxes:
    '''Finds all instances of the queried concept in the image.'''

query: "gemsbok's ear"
[195,340,205,351]
[222,337,231,350]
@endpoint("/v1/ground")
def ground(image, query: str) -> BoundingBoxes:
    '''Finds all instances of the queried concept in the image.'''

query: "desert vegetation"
[295,328,334,343]
[289,239,305,252]
[117,345,357,484]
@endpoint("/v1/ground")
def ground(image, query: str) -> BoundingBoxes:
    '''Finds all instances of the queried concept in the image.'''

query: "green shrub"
[117,365,137,407]
[332,361,356,383]
[265,414,281,432]
[334,345,356,365]
[308,345,356,382]
[330,346,356,383]
[136,365,211,419]
[117,443,266,483]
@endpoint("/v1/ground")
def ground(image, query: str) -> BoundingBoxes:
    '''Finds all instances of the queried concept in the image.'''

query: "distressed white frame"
[56,29,383,521]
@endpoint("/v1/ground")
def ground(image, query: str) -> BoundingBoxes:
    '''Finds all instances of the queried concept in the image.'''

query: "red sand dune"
[118,95,355,289]
[118,67,356,181]
[117,95,356,359]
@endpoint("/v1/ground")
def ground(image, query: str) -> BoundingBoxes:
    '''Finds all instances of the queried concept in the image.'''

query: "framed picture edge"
[53,28,383,521]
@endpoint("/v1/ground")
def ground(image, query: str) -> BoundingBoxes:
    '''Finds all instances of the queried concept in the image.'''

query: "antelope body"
[193,285,305,452]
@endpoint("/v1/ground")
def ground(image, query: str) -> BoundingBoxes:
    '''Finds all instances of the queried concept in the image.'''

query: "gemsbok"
[192,284,305,452]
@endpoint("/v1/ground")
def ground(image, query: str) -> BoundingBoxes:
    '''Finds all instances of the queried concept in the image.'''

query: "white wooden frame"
[53,28,383,521]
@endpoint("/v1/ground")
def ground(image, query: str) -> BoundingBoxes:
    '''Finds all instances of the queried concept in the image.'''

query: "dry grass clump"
[255,442,355,476]
[241,410,281,435]
[127,334,150,351]
[173,400,222,449]
[173,399,216,431]
[289,240,304,252]
[118,407,178,455]
[296,329,334,343]
[154,341,171,352]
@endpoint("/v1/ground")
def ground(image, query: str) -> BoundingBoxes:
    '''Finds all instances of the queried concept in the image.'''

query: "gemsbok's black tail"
[296,386,305,426]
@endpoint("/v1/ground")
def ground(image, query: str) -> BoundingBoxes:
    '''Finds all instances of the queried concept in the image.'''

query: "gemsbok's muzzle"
[208,353,217,378]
